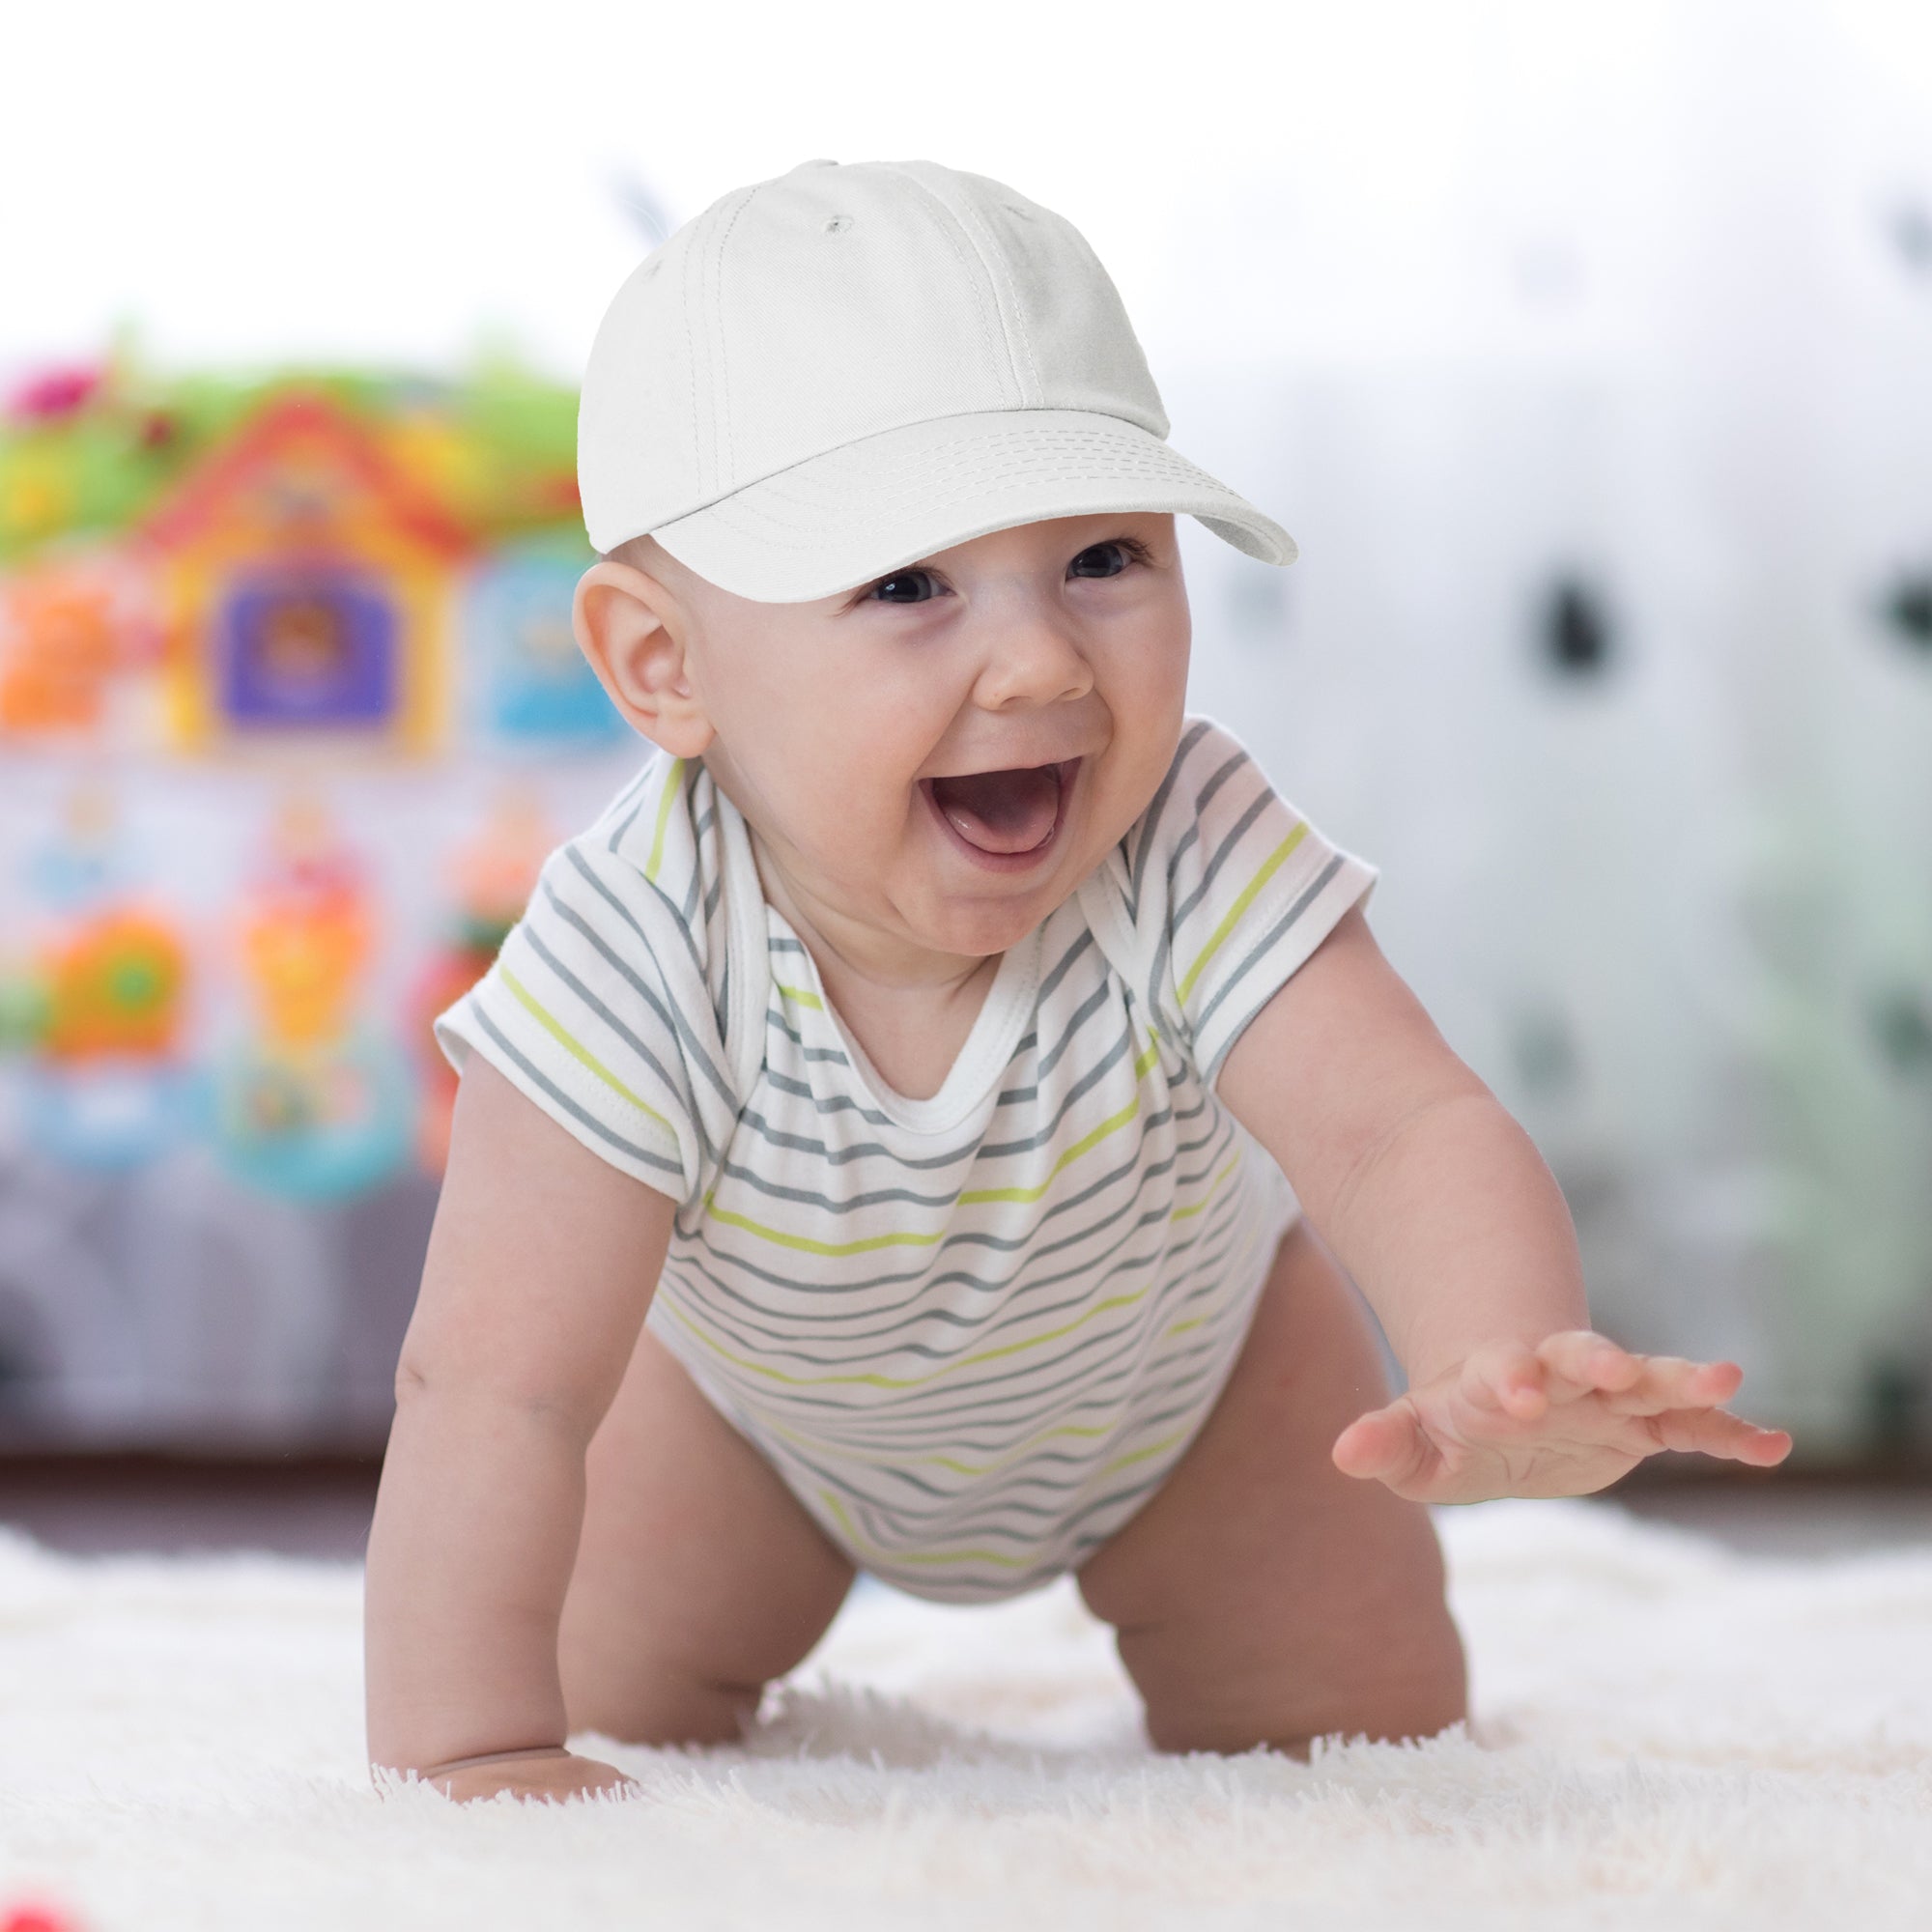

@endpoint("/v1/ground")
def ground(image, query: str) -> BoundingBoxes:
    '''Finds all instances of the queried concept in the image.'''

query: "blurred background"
[2,0,1930,1542]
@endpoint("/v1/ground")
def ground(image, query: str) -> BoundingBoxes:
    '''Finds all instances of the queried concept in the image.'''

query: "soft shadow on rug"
[1,1501,1928,1930]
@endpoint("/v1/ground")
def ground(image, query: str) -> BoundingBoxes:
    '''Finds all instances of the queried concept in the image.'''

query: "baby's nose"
[974,612,1094,709]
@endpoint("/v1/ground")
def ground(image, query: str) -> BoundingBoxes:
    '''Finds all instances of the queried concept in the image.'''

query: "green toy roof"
[0,351,585,569]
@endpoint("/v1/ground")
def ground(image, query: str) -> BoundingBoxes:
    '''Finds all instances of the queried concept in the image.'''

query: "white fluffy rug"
[2,1501,1930,1930]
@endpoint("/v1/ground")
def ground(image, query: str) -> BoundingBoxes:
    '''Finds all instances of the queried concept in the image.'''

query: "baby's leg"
[1076,1220,1467,1754]
[557,1326,854,1747]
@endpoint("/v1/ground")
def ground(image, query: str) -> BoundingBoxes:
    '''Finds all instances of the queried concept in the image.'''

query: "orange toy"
[238,798,373,1049]
[40,908,187,1060]
[0,568,128,735]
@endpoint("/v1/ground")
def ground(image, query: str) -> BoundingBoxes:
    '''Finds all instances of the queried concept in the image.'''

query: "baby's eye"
[870,568,942,604]
[1068,540,1136,579]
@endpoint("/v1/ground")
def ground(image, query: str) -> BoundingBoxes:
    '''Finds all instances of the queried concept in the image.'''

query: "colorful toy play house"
[144,391,471,754]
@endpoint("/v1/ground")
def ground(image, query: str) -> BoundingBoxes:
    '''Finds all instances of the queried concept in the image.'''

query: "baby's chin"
[890,855,1096,961]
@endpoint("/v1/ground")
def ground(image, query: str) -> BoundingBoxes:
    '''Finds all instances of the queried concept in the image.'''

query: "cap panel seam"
[945,184,1045,406]
[894,169,1024,411]
[683,206,714,499]
[708,185,761,490]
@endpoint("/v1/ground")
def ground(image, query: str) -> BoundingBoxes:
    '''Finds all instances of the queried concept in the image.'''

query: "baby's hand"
[423,1748,637,1805]
[1331,1331,1793,1503]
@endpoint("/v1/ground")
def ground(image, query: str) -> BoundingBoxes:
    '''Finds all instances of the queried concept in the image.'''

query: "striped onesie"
[434,716,1377,1603]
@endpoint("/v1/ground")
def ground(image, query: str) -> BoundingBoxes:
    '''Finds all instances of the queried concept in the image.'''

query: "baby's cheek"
[800,775,914,866]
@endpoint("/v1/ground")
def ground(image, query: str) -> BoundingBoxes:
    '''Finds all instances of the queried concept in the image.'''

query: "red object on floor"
[3,1904,84,1932]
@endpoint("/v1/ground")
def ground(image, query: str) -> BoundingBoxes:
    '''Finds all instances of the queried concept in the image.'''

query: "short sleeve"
[433,754,744,1206]
[1079,716,1378,1087]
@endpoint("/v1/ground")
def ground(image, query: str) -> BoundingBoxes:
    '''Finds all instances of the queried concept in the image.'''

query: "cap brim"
[639,408,1295,602]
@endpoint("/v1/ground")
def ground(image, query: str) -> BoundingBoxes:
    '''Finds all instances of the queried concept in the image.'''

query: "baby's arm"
[1216,905,1791,1501]
[364,1054,675,1801]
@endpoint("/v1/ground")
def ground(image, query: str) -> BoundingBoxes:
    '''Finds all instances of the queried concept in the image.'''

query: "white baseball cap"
[578,157,1297,603]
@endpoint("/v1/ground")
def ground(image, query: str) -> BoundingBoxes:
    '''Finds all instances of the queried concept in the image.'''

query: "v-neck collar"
[764,904,1045,1136]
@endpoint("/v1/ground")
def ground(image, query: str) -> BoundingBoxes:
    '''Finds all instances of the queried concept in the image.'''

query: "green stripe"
[665,1283,1151,1392]
[819,1490,1034,1571]
[1175,820,1309,1006]
[497,966,675,1135]
[957,1034,1160,1206]
[643,757,685,883]
[774,981,823,1010]
[768,1413,1122,1479]
[1170,1153,1238,1221]
[709,1030,1162,1233]
[702,1196,948,1257]
[1097,1429,1186,1479]
[700,1056,1223,1256]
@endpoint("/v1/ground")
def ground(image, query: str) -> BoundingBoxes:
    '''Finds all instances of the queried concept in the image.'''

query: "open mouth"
[921,758,1080,867]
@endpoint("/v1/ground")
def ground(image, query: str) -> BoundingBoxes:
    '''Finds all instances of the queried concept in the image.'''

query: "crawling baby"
[363,157,1790,1803]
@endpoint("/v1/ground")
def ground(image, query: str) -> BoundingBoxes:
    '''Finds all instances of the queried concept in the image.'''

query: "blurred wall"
[1169,2,1932,1451]
[3,0,1929,1457]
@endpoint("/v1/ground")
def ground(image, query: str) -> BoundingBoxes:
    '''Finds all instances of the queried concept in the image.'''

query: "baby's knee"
[1136,1602,1468,1759]
[563,1663,766,1750]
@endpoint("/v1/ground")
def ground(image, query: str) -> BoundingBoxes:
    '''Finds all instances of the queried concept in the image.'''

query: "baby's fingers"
[1332,1400,1435,1488]
[1460,1340,1550,1421]
[1647,1406,1793,1465]
[1611,1355,1746,1418]
[1535,1330,1643,1403]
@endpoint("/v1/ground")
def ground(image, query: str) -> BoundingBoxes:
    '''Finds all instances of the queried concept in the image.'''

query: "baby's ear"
[573,560,715,757]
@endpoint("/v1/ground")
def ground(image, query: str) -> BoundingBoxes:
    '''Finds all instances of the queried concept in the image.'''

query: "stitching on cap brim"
[648,409,1293,601]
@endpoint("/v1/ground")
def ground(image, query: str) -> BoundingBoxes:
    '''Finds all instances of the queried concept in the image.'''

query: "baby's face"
[588,512,1189,977]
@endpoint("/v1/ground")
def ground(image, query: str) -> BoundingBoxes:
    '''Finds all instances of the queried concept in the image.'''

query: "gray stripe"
[682,798,716,923]
[679,1252,1186,1406]
[469,1005,683,1179]
[1035,978,1112,1080]
[686,1101,1224,1318]
[520,924,693,1123]
[738,1102,983,1173]
[701,1312,1166,1436]
[1191,853,1349,1040]
[711,1155,970,1218]
[704,1089,1179,1277]
[671,1226,1166,1362]
[604,753,667,850]
[682,1276,1168,1425]
[1036,927,1095,1003]
[977,1023,1133,1157]
[766,1009,855,1067]
[709,1198,1251,1433]
[717,1046,1165,1215]
[686,1186,1249,1405]
[567,836,711,1009]
[756,1014,1133,1167]
[679,1147,1195,1302]
[526,892,720,1170]
[1168,781,1272,932]
[820,1337,1247,1458]
[551,856,737,1114]
[1125,719,1213,918]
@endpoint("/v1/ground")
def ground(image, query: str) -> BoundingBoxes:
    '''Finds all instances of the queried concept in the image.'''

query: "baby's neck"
[751,836,1004,1102]
[824,953,1004,1102]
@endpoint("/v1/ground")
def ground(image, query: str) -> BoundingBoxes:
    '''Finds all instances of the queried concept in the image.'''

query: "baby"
[363,158,1791,1804]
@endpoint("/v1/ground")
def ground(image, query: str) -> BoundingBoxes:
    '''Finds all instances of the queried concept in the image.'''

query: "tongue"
[930,765,1061,854]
